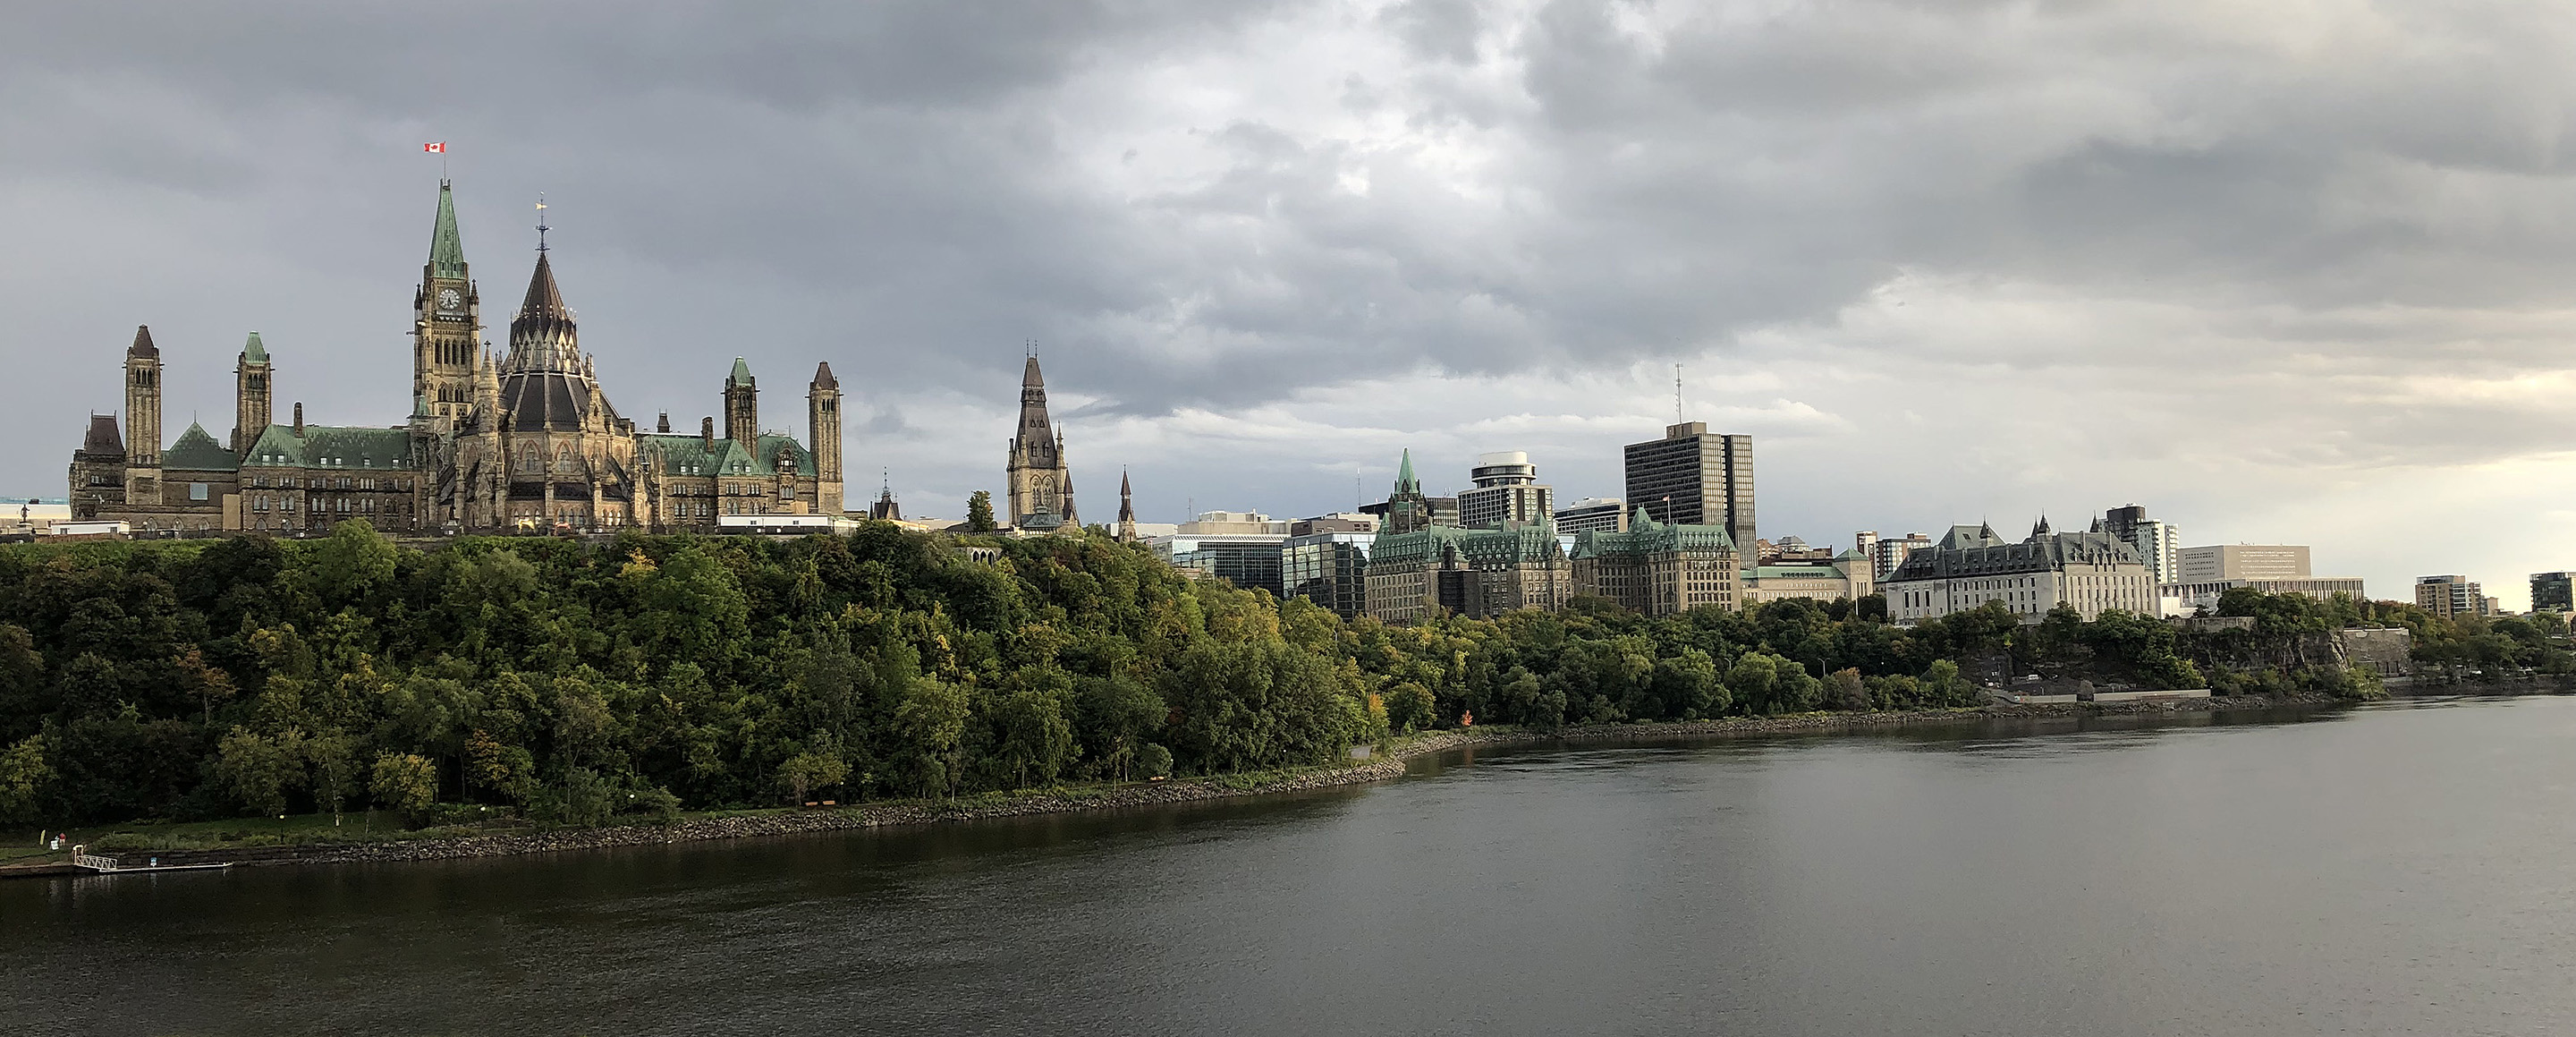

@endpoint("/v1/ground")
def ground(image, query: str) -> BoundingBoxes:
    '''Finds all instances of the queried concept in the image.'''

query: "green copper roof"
[638,432,816,477]
[161,422,240,472]
[1395,448,1418,493]
[1569,509,1738,560]
[242,424,416,471]
[429,182,467,279]
[242,331,267,363]
[728,357,754,387]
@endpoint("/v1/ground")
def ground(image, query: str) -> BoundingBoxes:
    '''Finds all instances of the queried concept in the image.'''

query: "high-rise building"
[1553,497,1628,535]
[1869,532,1933,582]
[1457,451,1554,529]
[2099,505,2181,584]
[2416,575,2492,618]
[2532,572,2575,614]
[1623,421,1753,557]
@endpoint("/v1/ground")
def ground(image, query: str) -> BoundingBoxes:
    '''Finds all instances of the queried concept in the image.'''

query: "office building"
[2099,506,2181,583]
[1868,532,1932,582]
[2416,575,2493,619]
[2161,578,2368,616]
[1883,518,2157,625]
[2533,572,2576,614]
[2178,544,2310,582]
[1284,529,1374,619]
[1456,451,1554,529]
[1742,550,1875,605]
[1554,497,1628,535]
[1623,421,1753,557]
[1569,507,1741,616]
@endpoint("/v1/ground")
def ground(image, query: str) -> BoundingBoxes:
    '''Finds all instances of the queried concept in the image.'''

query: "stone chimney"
[292,402,304,436]
[700,416,715,450]
[657,412,671,433]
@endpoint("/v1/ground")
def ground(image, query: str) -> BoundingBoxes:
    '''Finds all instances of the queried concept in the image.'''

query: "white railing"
[71,848,119,871]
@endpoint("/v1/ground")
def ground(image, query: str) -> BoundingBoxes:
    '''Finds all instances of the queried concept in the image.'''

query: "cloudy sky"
[6,1,2574,606]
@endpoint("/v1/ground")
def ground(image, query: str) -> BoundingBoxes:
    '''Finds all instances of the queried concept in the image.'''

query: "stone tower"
[725,358,758,448]
[1115,469,1139,542]
[233,332,272,457]
[413,181,481,420]
[123,325,163,504]
[808,361,843,515]
[1004,354,1072,527]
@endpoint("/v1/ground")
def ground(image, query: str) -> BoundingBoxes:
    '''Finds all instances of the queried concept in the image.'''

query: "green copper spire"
[429,180,467,279]
[241,331,267,363]
[728,356,755,387]
[1395,448,1419,493]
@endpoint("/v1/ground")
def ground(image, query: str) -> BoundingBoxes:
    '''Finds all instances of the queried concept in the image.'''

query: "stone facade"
[1004,355,1076,531]
[1363,522,1571,624]
[68,181,844,534]
[1884,519,2157,625]
[1570,508,1741,616]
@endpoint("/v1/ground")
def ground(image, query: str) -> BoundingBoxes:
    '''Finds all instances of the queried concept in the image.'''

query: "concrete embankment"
[24,693,2340,873]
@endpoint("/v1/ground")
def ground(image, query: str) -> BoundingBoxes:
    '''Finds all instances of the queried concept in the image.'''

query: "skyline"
[9,2,2576,607]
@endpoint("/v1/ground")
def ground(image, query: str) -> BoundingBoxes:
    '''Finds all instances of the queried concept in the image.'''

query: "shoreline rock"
[101,693,2346,871]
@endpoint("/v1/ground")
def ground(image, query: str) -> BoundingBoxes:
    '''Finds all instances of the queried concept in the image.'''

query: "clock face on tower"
[436,287,463,313]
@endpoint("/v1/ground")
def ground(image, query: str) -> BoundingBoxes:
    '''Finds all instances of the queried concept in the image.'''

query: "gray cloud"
[5,0,2574,604]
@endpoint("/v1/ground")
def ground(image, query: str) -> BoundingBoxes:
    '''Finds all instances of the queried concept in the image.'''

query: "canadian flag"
[422,141,446,154]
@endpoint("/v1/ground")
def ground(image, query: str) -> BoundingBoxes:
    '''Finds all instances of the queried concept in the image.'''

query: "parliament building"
[67,182,844,534]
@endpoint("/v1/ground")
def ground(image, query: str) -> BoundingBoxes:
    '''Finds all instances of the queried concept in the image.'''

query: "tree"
[892,677,970,797]
[216,728,305,816]
[0,735,53,826]
[966,491,998,532]
[303,733,359,826]
[308,519,396,604]
[1826,667,1868,710]
[1383,682,1436,734]
[778,747,852,804]
[369,752,438,827]
[1651,650,1721,718]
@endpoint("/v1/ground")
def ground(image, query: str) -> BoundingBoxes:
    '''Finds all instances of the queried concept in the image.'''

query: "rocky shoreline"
[29,693,2340,873]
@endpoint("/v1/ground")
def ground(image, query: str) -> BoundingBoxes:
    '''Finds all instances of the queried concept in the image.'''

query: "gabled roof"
[242,424,416,470]
[637,432,817,477]
[161,422,239,472]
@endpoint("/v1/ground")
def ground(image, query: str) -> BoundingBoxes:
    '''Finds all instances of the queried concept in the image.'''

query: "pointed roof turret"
[1395,448,1419,493]
[428,181,467,279]
[1022,354,1046,387]
[729,357,755,387]
[2032,515,2052,537]
[241,331,267,363]
[810,361,837,389]
[519,252,570,320]
[1117,468,1136,523]
[128,325,158,359]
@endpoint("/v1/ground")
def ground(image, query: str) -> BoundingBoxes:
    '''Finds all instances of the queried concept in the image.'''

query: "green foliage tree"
[0,735,52,826]
[966,491,998,532]
[216,728,305,816]
[369,752,438,828]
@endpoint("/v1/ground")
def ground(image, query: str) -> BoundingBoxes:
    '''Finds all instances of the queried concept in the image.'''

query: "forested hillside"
[0,521,2474,829]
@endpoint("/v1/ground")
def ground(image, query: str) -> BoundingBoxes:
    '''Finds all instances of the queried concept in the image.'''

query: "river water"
[7,697,2574,1035]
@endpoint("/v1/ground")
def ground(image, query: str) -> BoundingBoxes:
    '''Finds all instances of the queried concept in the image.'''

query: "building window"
[190,482,208,501]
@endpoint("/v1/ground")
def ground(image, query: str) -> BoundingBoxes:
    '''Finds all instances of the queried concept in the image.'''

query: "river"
[6,697,2574,1035]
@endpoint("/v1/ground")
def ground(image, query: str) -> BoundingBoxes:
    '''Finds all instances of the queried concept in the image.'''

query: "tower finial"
[535,192,549,252]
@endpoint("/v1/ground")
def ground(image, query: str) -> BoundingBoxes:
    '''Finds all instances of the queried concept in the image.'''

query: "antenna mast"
[535,193,549,252]
[1674,363,1684,424]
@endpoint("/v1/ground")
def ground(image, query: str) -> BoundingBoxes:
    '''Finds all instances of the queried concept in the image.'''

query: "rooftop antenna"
[1674,363,1685,424]
[535,193,549,252]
